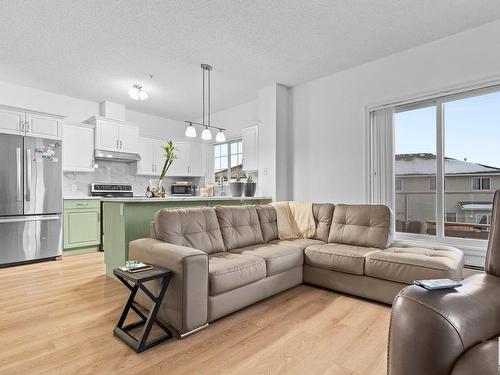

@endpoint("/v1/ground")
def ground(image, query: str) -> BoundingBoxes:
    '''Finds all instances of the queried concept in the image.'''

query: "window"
[373,86,500,246]
[472,177,491,191]
[429,177,436,191]
[445,212,457,222]
[475,214,492,225]
[214,139,243,181]
[394,105,436,235]
[395,178,402,191]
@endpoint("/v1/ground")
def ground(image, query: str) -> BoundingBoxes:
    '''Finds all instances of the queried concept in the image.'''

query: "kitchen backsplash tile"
[63,160,202,196]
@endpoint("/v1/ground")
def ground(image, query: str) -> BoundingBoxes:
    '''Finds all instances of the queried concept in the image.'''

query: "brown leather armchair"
[388,190,500,375]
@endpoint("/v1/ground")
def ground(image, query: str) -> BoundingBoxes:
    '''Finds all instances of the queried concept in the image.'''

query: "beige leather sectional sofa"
[129,203,463,338]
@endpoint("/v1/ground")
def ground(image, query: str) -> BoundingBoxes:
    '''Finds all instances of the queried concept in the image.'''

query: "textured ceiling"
[1,0,500,120]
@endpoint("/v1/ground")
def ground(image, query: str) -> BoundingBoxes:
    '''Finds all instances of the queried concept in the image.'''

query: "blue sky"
[395,90,500,168]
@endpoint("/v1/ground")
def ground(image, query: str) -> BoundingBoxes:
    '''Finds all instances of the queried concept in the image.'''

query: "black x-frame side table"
[113,266,173,353]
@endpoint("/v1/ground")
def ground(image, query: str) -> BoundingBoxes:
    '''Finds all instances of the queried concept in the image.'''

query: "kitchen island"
[101,196,272,277]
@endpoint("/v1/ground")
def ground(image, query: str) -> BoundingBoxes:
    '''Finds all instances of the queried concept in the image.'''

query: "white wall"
[0,80,187,139]
[291,19,500,204]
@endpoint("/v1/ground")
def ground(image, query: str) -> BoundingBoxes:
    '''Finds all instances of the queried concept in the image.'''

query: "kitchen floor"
[0,253,390,374]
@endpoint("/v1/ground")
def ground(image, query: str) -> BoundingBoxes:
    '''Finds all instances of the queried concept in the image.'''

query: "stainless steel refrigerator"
[0,134,62,265]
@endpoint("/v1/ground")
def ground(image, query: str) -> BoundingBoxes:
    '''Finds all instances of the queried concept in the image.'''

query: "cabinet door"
[118,124,139,153]
[63,209,100,249]
[63,124,94,172]
[169,141,189,176]
[242,125,259,171]
[188,142,203,176]
[27,114,62,139]
[137,138,155,175]
[152,139,166,176]
[0,108,25,135]
[95,120,120,151]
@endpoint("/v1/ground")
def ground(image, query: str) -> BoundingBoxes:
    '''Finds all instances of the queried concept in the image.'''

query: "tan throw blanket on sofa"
[271,201,316,240]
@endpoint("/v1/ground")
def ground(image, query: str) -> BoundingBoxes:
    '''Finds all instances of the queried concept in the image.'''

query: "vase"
[244,182,256,197]
[148,179,164,197]
[229,182,244,197]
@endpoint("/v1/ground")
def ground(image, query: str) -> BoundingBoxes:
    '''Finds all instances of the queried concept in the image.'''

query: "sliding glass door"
[393,88,500,244]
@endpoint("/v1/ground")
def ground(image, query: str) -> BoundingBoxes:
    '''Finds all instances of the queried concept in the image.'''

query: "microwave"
[170,183,195,195]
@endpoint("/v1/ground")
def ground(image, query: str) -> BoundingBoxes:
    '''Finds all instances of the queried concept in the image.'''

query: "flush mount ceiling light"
[185,64,226,142]
[128,84,148,101]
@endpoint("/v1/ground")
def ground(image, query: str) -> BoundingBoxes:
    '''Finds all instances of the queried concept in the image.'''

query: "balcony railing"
[396,220,490,240]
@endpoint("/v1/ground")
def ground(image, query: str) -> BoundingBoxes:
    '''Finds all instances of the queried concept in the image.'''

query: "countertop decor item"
[229,172,245,197]
[244,175,256,197]
[147,141,177,198]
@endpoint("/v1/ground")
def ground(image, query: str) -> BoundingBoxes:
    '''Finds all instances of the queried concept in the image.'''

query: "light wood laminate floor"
[0,253,390,375]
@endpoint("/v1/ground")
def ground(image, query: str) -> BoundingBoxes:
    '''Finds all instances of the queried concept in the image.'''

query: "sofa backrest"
[256,204,278,243]
[215,205,264,250]
[255,203,334,243]
[312,203,335,242]
[153,207,225,254]
[328,204,393,249]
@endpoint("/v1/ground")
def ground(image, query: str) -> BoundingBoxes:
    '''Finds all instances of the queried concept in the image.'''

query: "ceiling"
[1,1,500,120]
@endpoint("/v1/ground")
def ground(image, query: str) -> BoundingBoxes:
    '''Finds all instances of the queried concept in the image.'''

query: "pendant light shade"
[185,124,197,138]
[128,84,148,101]
[215,129,226,143]
[201,127,212,141]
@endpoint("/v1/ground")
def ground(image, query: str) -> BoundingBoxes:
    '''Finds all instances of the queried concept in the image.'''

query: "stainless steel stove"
[90,183,133,197]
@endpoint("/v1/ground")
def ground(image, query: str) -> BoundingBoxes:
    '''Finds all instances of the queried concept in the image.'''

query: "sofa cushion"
[451,339,499,375]
[208,252,266,296]
[365,242,463,284]
[256,204,279,243]
[328,204,392,249]
[312,203,334,242]
[215,206,264,250]
[270,238,325,249]
[231,243,303,276]
[305,243,380,275]
[154,207,225,254]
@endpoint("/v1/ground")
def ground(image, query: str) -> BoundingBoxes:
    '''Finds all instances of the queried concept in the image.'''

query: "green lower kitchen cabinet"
[63,199,101,255]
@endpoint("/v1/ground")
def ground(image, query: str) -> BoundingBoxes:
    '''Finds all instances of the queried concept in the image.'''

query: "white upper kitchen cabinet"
[242,124,259,171]
[0,108,25,135]
[26,113,62,139]
[0,106,64,139]
[137,137,165,176]
[188,142,203,176]
[169,141,189,176]
[88,116,139,153]
[62,123,94,172]
[119,123,139,153]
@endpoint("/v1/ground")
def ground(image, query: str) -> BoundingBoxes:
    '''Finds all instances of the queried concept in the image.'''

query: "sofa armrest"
[388,273,500,375]
[129,238,209,337]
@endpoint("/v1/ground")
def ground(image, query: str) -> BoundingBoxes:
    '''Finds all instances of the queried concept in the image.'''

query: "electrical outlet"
[263,168,268,176]
[71,184,77,192]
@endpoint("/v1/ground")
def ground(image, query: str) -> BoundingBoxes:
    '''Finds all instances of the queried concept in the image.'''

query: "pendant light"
[185,64,226,141]
[201,126,212,140]
[185,123,197,137]
[215,128,226,143]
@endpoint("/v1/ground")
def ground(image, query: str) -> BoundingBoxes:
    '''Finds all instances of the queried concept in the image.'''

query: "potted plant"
[147,141,177,197]
[229,172,245,197]
[244,175,256,197]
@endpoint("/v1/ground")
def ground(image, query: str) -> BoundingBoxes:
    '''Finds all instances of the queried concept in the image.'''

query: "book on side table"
[118,260,153,273]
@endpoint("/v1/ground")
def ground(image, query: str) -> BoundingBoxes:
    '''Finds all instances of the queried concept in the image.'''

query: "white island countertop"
[99,196,272,203]
[64,196,102,200]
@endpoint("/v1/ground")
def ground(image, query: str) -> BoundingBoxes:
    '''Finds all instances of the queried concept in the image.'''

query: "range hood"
[94,149,141,163]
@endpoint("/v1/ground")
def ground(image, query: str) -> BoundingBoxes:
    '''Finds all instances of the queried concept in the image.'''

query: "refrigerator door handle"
[26,148,32,202]
[16,147,22,202]
[0,215,60,224]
